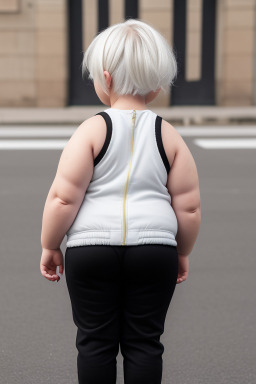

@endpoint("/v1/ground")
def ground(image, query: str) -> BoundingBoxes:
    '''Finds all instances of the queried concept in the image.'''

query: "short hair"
[82,18,177,97]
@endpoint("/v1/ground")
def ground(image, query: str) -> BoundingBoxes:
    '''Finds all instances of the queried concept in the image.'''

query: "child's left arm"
[40,116,99,282]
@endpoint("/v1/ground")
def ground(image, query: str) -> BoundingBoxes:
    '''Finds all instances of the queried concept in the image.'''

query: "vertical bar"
[173,0,186,79]
[98,0,109,32]
[67,0,83,105]
[125,0,138,19]
[170,0,174,46]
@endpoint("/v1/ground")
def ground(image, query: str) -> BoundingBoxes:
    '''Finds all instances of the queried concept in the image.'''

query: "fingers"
[40,248,64,283]
[58,264,64,275]
[40,268,61,282]
[176,273,188,284]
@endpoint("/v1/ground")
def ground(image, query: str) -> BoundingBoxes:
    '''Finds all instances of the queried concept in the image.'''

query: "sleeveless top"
[65,108,178,247]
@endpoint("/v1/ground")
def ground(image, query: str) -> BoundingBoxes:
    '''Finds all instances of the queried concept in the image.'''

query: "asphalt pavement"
[0,124,255,384]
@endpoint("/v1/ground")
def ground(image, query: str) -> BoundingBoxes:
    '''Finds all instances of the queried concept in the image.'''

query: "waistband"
[66,229,177,247]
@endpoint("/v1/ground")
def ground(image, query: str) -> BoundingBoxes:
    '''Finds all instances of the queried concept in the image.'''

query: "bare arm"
[40,115,104,250]
[167,125,201,256]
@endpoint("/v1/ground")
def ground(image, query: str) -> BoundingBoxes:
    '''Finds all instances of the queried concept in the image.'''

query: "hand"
[40,247,64,282]
[177,254,189,284]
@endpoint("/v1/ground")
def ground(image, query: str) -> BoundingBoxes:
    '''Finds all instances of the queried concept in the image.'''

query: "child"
[40,18,201,384]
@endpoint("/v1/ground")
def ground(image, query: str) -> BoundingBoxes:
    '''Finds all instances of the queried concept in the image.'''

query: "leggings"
[65,244,178,384]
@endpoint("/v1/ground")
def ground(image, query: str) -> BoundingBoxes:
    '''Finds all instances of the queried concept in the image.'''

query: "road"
[0,124,255,384]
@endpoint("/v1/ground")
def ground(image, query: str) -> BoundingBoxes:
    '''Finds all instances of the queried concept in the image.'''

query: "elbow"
[173,203,201,217]
[50,186,73,206]
[182,200,201,214]
[190,198,201,214]
[175,206,201,221]
[183,205,201,224]
[188,205,201,214]
[189,207,201,227]
[55,196,70,206]
[182,207,201,231]
[190,206,201,222]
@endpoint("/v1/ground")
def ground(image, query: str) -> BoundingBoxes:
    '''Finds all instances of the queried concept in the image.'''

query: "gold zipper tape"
[122,109,136,245]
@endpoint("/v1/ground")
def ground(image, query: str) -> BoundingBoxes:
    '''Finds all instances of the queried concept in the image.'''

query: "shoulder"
[76,114,107,134]
[161,119,197,179]
[160,119,187,165]
[72,114,107,144]
[73,114,110,161]
[161,119,183,146]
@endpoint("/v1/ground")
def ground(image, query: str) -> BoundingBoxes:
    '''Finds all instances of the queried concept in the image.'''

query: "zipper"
[122,109,136,245]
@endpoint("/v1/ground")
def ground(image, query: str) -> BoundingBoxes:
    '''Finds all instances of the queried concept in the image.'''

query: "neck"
[109,93,148,110]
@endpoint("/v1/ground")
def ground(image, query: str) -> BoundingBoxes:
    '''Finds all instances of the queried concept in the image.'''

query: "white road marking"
[0,127,75,137]
[194,138,256,149]
[0,140,68,150]
[0,125,256,137]
[0,126,256,150]
[176,126,256,136]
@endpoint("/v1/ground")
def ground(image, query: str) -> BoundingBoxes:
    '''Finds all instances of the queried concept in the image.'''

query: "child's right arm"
[165,121,201,259]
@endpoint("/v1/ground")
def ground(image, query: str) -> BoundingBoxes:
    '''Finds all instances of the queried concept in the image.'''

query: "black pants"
[65,244,178,384]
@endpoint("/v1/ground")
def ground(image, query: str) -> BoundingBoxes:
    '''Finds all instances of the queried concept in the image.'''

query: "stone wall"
[0,0,67,107]
[0,0,256,107]
[216,0,256,106]
[35,0,68,107]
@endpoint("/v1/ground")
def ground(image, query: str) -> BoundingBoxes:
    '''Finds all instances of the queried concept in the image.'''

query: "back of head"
[82,18,178,97]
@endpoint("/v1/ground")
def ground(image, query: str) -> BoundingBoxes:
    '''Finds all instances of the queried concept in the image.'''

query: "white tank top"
[66,108,178,247]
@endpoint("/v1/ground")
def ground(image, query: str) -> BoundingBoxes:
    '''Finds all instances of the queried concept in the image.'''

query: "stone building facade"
[0,0,255,107]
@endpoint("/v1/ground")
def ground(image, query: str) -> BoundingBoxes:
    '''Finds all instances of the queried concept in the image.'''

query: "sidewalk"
[1,106,256,125]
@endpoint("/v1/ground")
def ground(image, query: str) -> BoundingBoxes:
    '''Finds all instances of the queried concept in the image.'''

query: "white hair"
[82,18,178,96]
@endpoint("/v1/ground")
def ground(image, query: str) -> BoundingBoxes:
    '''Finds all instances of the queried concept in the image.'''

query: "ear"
[103,71,112,89]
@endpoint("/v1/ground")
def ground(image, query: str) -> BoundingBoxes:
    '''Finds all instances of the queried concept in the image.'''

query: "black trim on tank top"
[155,115,170,175]
[94,112,112,167]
